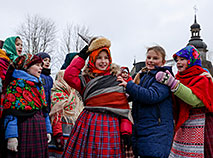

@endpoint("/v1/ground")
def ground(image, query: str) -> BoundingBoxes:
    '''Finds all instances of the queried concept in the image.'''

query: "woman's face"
[176,56,188,72]
[42,57,50,69]
[15,38,22,56]
[95,51,110,71]
[145,50,165,70]
[27,63,43,78]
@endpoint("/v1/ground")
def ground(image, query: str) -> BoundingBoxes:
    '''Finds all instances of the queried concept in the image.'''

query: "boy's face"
[27,63,43,78]
[42,57,50,69]
[15,38,22,56]
[95,51,110,71]
[176,56,188,72]
[145,50,165,70]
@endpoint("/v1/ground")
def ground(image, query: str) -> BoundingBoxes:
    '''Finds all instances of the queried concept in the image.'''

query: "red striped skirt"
[62,109,123,158]
[169,108,205,158]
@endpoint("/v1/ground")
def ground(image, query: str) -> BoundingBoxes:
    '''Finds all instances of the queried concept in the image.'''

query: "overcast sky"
[1,0,213,72]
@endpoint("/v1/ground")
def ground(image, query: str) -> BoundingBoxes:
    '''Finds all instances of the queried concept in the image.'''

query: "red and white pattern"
[169,108,205,158]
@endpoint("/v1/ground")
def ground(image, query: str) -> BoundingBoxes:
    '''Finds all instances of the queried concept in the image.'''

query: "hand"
[7,137,18,152]
[79,45,89,60]
[47,133,51,143]
[54,133,64,150]
[155,70,179,90]
[117,76,127,87]
[200,72,213,82]
[122,134,132,150]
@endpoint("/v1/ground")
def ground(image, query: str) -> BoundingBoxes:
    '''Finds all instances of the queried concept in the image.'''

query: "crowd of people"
[0,35,212,158]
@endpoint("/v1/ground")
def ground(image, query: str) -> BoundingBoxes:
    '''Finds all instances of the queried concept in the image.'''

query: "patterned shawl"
[49,70,83,123]
[173,45,201,68]
[4,77,47,111]
[83,74,132,122]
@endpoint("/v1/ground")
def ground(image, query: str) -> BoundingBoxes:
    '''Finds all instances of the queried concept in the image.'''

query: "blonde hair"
[146,45,166,61]
[133,45,166,84]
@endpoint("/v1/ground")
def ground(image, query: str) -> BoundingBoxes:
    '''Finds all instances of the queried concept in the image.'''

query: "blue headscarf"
[173,45,202,68]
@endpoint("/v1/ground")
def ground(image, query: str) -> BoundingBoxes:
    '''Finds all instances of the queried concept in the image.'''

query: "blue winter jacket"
[126,67,174,158]
[4,70,52,139]
[40,72,53,112]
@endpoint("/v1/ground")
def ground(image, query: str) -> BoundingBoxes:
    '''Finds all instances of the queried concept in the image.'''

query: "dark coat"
[40,69,53,112]
[126,67,174,158]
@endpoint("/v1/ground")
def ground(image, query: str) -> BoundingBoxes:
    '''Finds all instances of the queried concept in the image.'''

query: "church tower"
[187,11,213,75]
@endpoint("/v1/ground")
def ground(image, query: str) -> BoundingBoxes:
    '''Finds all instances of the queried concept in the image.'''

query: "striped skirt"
[7,111,49,158]
[62,109,123,158]
[169,108,205,158]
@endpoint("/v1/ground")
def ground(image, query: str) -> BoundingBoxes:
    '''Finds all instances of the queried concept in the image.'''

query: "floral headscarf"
[49,70,83,124]
[173,45,202,68]
[14,53,43,70]
[2,36,20,62]
[87,47,112,74]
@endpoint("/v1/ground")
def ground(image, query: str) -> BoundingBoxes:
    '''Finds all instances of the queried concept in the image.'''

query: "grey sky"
[1,0,213,71]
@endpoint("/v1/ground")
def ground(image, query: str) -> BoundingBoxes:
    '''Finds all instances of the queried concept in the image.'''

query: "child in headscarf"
[3,54,52,158]
[0,36,23,157]
[156,45,213,157]
[36,52,53,113]
[62,37,132,157]
[120,66,133,82]
[0,36,23,117]
[48,52,83,158]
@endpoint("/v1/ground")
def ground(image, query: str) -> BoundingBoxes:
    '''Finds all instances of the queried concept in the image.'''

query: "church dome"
[190,22,200,29]
[188,39,207,50]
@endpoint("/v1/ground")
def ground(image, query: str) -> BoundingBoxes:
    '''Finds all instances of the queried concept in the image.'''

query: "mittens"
[54,133,64,150]
[79,45,89,60]
[155,70,179,90]
[7,137,18,152]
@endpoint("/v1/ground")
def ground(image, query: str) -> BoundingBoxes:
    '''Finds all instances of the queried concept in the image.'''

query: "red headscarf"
[120,66,133,82]
[87,47,112,75]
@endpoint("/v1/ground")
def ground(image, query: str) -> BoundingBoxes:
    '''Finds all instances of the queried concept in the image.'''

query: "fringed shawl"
[49,70,83,124]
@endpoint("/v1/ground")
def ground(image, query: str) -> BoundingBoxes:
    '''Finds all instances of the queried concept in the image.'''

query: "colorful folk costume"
[169,46,213,158]
[48,69,84,157]
[62,37,132,158]
[3,54,52,158]
[0,36,21,158]
[0,36,20,118]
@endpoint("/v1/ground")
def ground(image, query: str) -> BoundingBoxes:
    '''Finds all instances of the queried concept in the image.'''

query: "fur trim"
[88,37,111,52]
[82,63,120,78]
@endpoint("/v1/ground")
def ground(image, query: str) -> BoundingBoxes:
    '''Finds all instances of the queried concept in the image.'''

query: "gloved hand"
[155,70,179,90]
[79,45,89,60]
[122,134,132,150]
[47,133,51,143]
[54,133,64,150]
[7,137,18,152]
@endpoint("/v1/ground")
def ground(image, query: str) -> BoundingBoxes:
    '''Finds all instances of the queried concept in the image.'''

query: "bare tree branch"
[16,14,57,54]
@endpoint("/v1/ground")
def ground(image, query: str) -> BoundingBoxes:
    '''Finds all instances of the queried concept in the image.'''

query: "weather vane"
[193,5,198,15]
